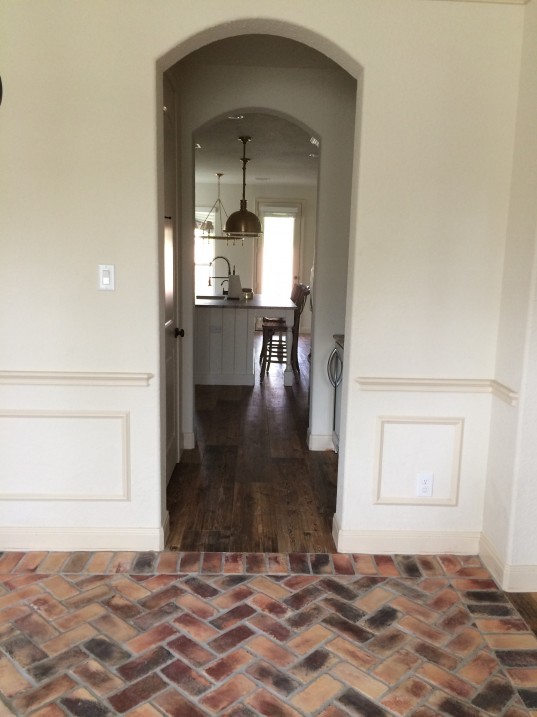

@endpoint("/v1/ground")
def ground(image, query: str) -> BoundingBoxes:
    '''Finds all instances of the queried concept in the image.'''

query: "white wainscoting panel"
[0,410,130,500]
[374,416,464,506]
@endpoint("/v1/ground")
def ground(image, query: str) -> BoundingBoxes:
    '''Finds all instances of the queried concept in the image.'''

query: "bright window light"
[262,216,294,298]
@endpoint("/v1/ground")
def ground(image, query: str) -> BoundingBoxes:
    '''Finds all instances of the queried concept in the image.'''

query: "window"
[257,203,302,298]
[194,209,216,295]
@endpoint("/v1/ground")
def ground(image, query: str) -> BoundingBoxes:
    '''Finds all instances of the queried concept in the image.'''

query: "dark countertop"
[195,294,296,311]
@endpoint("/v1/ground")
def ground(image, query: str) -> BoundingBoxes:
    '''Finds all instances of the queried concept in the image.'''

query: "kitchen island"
[194,294,296,386]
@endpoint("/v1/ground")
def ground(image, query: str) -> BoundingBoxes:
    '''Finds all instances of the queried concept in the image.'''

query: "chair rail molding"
[355,377,518,405]
[0,371,154,386]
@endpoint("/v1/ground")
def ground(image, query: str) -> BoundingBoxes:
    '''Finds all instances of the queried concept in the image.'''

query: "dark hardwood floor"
[166,335,338,553]
[507,592,537,637]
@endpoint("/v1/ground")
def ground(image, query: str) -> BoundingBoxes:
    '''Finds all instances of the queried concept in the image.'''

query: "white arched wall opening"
[193,105,321,327]
[157,23,363,545]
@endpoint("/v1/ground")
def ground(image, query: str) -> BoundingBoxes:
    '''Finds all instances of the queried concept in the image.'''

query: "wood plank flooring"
[508,592,537,637]
[166,336,338,553]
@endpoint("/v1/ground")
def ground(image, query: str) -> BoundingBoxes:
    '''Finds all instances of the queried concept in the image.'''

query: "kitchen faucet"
[210,255,231,277]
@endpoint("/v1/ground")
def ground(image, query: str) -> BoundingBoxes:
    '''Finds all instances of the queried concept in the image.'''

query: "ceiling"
[194,112,320,187]
[188,35,339,188]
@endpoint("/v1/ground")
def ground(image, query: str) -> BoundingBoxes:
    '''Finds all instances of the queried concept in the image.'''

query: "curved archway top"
[195,107,318,144]
[157,17,363,83]
[194,108,320,187]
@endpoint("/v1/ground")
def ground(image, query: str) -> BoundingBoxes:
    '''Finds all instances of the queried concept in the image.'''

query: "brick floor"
[0,552,536,716]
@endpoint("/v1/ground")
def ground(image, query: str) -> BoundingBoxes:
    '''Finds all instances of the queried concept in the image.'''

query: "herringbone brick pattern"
[0,552,536,716]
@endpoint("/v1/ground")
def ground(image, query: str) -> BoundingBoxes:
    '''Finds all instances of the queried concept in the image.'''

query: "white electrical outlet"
[416,471,434,498]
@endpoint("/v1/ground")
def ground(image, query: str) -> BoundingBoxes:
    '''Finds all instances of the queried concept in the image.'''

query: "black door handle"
[174,328,185,338]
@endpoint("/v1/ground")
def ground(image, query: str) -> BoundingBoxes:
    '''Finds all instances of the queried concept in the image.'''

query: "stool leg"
[260,328,273,382]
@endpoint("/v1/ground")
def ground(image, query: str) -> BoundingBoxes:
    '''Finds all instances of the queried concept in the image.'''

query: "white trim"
[194,374,254,386]
[502,564,537,592]
[373,416,463,506]
[479,533,505,586]
[479,533,537,591]
[162,510,170,547]
[333,524,481,555]
[0,526,164,552]
[0,371,154,387]
[182,432,196,450]
[307,432,334,452]
[0,410,130,501]
[355,377,518,405]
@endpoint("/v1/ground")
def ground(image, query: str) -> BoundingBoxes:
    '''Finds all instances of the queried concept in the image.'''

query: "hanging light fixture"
[198,172,228,241]
[224,136,262,240]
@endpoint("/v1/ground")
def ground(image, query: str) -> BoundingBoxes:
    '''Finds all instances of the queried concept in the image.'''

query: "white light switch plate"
[98,264,115,291]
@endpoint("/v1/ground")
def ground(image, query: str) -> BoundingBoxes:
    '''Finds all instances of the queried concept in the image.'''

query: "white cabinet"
[195,307,252,385]
[194,296,296,386]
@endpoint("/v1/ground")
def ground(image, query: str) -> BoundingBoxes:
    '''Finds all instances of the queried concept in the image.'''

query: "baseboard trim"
[182,432,196,450]
[0,526,164,552]
[333,519,480,555]
[195,375,254,386]
[479,533,537,591]
[308,432,334,452]
[161,511,170,548]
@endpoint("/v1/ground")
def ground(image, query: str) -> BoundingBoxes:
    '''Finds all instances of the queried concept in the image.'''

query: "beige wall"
[1,1,536,588]
[483,0,537,588]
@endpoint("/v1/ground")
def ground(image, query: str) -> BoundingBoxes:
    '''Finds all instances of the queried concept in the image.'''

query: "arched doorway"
[157,28,363,550]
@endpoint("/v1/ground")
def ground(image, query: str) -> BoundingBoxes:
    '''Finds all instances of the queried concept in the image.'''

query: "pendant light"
[199,172,227,239]
[224,136,262,240]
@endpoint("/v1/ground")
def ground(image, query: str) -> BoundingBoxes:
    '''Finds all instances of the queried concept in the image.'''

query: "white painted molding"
[374,416,463,506]
[332,513,342,549]
[0,526,163,552]
[0,410,130,501]
[194,373,254,386]
[502,564,537,592]
[333,523,481,555]
[308,432,334,452]
[479,533,504,586]
[355,377,518,405]
[0,371,154,386]
[479,533,537,591]
[162,510,170,547]
[182,432,196,450]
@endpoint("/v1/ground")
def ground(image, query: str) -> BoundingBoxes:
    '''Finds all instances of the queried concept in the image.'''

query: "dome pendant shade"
[225,200,262,237]
[224,136,262,239]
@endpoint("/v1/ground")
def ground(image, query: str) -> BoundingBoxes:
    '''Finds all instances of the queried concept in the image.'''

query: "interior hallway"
[166,336,337,553]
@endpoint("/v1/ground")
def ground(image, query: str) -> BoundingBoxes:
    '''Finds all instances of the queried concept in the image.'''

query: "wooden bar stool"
[259,283,310,382]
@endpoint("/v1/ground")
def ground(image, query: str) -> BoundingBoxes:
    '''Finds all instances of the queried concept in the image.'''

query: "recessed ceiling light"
[194,143,201,149]
[228,114,244,120]
[310,136,320,147]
